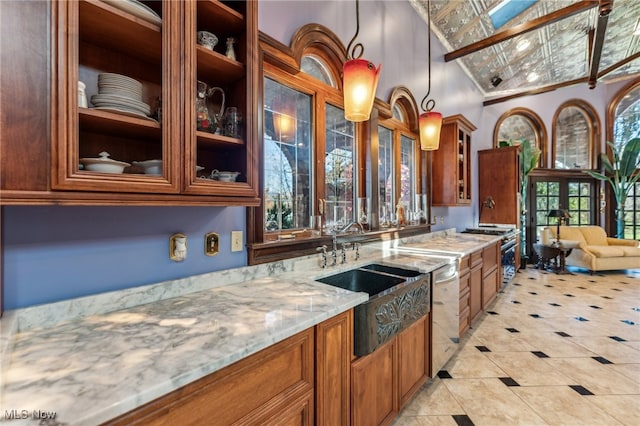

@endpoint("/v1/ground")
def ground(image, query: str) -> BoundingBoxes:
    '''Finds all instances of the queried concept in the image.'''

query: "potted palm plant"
[499,138,542,268]
[585,138,640,238]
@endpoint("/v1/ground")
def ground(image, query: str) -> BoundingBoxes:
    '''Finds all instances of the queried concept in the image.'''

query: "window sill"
[247,225,433,265]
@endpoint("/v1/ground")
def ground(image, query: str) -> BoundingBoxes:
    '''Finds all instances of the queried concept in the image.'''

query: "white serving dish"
[80,152,130,174]
[133,159,162,175]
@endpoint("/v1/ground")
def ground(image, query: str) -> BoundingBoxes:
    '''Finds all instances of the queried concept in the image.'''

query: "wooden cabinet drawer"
[459,256,470,275]
[107,328,314,425]
[471,250,483,268]
[482,242,500,273]
[482,268,499,309]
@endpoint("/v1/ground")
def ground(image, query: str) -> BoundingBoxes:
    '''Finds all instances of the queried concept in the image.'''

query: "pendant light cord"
[421,0,436,113]
[346,0,364,60]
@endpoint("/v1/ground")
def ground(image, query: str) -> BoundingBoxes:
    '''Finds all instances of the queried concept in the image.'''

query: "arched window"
[260,25,349,241]
[552,100,599,170]
[493,108,546,167]
[607,78,640,239]
[378,87,426,227]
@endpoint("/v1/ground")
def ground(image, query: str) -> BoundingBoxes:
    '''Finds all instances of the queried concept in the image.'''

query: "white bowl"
[133,159,162,175]
[80,152,130,174]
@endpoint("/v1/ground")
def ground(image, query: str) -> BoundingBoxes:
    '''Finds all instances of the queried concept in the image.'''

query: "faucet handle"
[316,245,328,268]
[354,242,361,260]
[340,242,352,264]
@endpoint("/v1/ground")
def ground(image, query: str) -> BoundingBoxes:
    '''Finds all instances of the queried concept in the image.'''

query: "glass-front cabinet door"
[183,0,258,198]
[50,0,258,203]
[262,78,313,239]
[53,0,180,193]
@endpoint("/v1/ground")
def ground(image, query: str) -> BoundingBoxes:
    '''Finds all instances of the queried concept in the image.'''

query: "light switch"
[231,230,243,252]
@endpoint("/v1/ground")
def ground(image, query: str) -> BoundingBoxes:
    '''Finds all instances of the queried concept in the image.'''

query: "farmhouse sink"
[316,263,431,356]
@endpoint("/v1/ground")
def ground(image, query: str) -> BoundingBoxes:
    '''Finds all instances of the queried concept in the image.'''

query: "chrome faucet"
[339,221,364,234]
[331,234,338,266]
[354,242,360,261]
[341,242,352,264]
[316,245,328,268]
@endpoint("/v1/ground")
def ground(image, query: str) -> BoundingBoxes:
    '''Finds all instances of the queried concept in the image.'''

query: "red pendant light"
[419,0,442,150]
[342,0,381,122]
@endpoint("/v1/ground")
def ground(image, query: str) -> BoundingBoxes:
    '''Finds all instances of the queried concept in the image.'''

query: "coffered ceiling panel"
[410,0,640,101]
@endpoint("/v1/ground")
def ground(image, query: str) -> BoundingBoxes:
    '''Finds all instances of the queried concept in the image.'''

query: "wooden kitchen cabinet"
[351,338,397,426]
[106,327,315,425]
[432,114,476,206]
[458,255,471,337]
[478,146,520,226]
[397,314,430,407]
[0,0,259,206]
[316,310,352,426]
[469,250,483,324]
[351,312,431,425]
[481,241,501,308]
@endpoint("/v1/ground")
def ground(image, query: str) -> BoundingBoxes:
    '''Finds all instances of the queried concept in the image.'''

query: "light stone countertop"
[0,230,501,425]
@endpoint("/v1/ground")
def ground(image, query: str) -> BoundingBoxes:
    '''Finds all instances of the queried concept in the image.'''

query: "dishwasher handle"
[433,263,459,284]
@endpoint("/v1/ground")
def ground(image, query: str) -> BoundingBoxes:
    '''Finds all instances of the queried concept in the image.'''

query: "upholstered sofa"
[547,225,640,273]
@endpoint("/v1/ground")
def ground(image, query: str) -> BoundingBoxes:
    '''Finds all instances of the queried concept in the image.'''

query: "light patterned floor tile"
[589,394,640,424]
[443,378,548,425]
[511,385,623,425]
[485,351,574,386]
[394,268,640,425]
[542,356,640,394]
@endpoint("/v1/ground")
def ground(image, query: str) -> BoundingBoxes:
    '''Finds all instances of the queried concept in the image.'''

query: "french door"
[527,171,598,261]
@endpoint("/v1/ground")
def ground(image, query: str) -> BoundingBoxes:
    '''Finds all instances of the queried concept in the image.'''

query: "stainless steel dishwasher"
[429,255,461,376]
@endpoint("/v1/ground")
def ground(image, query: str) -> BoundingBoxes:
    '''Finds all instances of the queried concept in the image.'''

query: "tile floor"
[392,267,640,426]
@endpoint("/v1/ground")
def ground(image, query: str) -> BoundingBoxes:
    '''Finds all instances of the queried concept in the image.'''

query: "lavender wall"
[3,206,246,309]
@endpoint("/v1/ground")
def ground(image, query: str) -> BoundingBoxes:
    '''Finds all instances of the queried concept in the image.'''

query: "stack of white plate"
[91,73,151,118]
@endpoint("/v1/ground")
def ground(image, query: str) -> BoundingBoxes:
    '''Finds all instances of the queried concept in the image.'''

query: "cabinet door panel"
[351,339,397,426]
[469,264,483,323]
[52,0,181,194]
[107,329,314,425]
[316,311,352,426]
[482,268,499,308]
[397,315,429,408]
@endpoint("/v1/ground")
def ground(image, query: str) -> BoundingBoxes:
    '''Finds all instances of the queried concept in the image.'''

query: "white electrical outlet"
[231,230,243,252]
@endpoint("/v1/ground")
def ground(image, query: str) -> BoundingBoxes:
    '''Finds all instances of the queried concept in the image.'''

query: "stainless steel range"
[462,226,518,285]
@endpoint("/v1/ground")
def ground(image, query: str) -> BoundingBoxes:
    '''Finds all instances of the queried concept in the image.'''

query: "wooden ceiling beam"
[598,50,640,78]
[444,1,599,62]
[483,77,589,106]
[588,0,614,89]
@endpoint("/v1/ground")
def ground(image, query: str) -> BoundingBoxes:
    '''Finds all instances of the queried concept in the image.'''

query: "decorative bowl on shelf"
[210,170,239,182]
[133,159,162,175]
[197,31,218,51]
[80,152,130,174]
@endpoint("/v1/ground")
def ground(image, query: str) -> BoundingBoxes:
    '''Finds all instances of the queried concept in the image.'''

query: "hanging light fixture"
[343,0,381,122]
[419,0,442,150]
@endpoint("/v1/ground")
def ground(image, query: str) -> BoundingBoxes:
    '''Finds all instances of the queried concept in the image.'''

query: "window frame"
[606,77,640,238]
[248,28,431,265]
[493,107,547,168]
[551,99,600,170]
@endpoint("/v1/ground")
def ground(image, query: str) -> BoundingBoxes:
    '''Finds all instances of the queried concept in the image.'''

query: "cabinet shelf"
[79,0,162,66]
[196,130,244,147]
[79,108,161,139]
[196,45,245,84]
[197,0,244,34]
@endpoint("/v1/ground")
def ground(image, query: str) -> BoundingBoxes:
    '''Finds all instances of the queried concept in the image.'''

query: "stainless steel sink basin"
[316,263,431,356]
[315,268,405,295]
